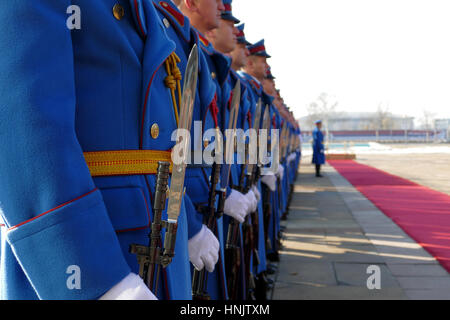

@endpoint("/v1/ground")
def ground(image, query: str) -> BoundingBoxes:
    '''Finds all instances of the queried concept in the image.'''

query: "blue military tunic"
[152,1,219,241]
[312,127,325,165]
[222,69,253,299]
[186,33,232,300]
[0,0,192,300]
[238,71,276,270]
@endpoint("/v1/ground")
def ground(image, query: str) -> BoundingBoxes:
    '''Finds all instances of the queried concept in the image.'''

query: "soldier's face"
[212,19,238,54]
[196,0,225,30]
[262,78,275,96]
[274,97,283,109]
[252,56,268,79]
[230,43,249,69]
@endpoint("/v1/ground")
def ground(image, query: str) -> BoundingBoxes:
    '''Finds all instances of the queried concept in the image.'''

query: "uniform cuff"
[6,189,131,300]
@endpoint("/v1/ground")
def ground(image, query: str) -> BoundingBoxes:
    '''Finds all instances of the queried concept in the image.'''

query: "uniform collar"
[153,1,192,43]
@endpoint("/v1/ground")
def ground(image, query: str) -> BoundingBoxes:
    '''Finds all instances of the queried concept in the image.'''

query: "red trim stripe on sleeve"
[8,188,98,231]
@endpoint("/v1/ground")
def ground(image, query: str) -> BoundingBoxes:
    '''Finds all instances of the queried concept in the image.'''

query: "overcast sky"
[233,0,450,123]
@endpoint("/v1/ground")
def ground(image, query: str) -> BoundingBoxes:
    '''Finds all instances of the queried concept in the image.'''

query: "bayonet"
[246,99,262,178]
[221,80,241,192]
[130,45,199,294]
[166,44,198,224]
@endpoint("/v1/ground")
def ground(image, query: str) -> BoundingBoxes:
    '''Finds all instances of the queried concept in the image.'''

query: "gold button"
[211,72,216,79]
[204,140,209,149]
[113,4,125,20]
[150,123,160,139]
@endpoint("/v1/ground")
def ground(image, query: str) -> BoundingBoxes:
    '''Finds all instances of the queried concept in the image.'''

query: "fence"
[301,130,449,143]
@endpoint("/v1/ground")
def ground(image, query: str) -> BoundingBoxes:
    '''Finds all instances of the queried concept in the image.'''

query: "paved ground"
[356,153,450,195]
[273,160,450,300]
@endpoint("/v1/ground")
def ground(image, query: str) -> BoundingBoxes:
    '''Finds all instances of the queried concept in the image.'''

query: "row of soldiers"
[0,0,301,300]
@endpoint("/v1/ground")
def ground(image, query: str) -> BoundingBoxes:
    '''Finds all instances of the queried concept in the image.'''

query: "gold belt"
[83,150,173,177]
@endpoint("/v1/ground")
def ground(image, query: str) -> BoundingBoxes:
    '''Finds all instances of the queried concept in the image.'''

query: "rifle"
[260,106,274,254]
[225,99,262,300]
[129,161,170,293]
[192,81,241,300]
[225,154,245,300]
[129,45,199,296]
[192,148,221,300]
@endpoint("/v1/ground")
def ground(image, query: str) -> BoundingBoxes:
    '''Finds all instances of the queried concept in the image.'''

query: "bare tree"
[307,93,339,134]
[419,109,436,131]
[372,102,394,130]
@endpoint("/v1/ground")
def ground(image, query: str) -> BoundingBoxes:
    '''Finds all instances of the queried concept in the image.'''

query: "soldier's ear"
[247,56,254,68]
[205,29,215,40]
[185,0,198,11]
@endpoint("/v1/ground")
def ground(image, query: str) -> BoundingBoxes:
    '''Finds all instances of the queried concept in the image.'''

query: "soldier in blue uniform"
[206,2,249,300]
[232,32,279,298]
[262,67,290,222]
[238,40,284,293]
[312,120,325,177]
[208,6,270,300]
[0,0,201,300]
[179,0,257,300]
[151,0,227,288]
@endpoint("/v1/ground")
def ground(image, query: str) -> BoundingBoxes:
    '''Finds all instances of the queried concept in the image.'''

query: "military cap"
[236,23,251,45]
[247,39,271,58]
[266,66,276,80]
[221,0,240,24]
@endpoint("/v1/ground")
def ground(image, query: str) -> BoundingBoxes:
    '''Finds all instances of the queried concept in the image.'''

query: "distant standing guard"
[312,120,325,177]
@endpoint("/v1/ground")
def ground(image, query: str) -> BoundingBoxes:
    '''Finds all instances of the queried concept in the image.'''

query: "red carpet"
[328,160,450,271]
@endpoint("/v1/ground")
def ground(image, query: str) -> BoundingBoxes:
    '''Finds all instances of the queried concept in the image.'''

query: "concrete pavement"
[273,161,450,300]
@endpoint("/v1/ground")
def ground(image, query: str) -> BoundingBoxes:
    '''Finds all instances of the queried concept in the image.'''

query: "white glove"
[99,273,158,300]
[261,173,277,192]
[188,225,220,272]
[277,164,285,180]
[287,153,296,164]
[224,189,250,223]
[251,185,261,202]
[244,189,258,213]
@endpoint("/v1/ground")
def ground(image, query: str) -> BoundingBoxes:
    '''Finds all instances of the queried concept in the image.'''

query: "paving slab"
[276,262,338,286]
[333,263,400,288]
[274,161,450,300]
[396,277,450,290]
[404,289,450,300]
[388,264,449,277]
[273,283,407,300]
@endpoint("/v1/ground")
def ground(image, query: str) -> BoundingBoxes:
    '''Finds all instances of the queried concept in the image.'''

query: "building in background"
[298,112,414,132]
[298,113,448,143]
[435,119,450,131]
